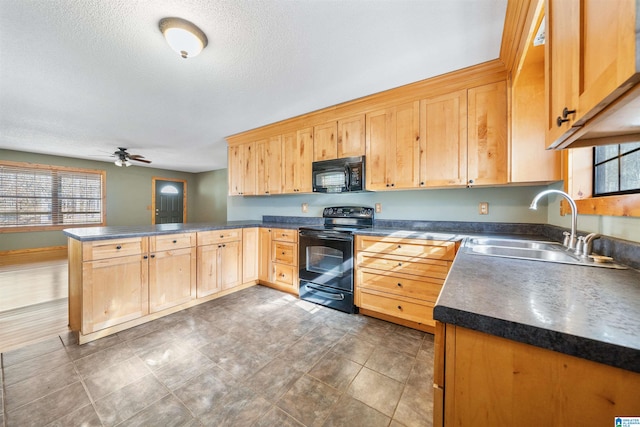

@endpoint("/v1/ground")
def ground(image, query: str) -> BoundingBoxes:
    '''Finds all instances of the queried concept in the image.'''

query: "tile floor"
[0,285,434,427]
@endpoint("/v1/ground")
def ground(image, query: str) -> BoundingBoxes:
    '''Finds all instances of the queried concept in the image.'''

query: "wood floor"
[0,254,70,353]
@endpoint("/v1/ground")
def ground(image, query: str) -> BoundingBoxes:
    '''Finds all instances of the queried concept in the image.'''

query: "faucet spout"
[529,189,578,250]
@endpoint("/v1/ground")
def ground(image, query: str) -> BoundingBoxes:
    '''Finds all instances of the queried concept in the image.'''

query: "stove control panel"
[323,206,374,219]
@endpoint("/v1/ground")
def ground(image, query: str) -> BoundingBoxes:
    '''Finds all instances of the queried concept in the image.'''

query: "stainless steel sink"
[465,237,627,269]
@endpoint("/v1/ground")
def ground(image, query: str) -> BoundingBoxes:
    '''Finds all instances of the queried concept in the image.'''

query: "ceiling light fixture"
[114,157,131,167]
[159,17,208,59]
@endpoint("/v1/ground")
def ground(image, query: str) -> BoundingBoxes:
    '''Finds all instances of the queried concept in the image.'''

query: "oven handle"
[299,231,353,241]
[304,284,345,301]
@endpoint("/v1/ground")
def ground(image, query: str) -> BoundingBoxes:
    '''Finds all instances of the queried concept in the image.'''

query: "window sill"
[0,223,106,234]
[561,193,640,217]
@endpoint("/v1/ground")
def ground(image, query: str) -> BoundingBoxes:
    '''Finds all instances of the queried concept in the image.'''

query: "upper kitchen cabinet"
[467,81,508,186]
[313,114,366,161]
[546,0,640,149]
[366,101,421,190]
[419,90,468,187]
[283,128,314,193]
[228,142,256,196]
[256,135,283,195]
[510,5,561,183]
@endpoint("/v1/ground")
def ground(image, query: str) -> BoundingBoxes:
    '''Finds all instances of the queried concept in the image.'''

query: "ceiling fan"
[112,147,152,167]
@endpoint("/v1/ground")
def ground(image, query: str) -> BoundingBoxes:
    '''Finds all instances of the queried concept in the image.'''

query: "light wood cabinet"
[467,80,508,186]
[242,227,259,283]
[546,0,639,148]
[259,227,299,294]
[196,229,242,298]
[148,233,196,313]
[355,235,457,332]
[283,128,313,193]
[434,324,640,426]
[314,115,366,162]
[366,101,421,190]
[256,136,283,195]
[419,90,468,187]
[313,122,338,162]
[228,142,257,196]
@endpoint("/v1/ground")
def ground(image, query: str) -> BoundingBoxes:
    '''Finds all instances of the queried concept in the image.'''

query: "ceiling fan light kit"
[112,148,151,167]
[159,17,208,59]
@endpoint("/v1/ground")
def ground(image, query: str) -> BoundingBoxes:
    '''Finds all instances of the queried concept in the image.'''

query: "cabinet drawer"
[357,236,456,261]
[82,237,146,261]
[359,290,434,326]
[197,229,241,246]
[273,263,296,287]
[357,253,451,280]
[358,270,442,301]
[151,233,196,251]
[271,228,298,243]
[272,242,296,265]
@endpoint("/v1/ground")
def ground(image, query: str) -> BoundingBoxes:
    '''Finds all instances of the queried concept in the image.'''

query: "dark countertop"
[434,246,640,373]
[64,220,640,372]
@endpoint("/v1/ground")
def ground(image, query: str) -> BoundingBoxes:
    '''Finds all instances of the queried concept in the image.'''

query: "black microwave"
[312,156,365,193]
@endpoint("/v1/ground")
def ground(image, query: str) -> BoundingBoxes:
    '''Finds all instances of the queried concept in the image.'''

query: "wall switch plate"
[479,202,489,215]
[375,203,382,213]
[301,203,308,213]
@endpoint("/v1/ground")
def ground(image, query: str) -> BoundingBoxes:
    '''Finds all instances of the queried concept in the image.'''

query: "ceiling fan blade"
[128,154,145,159]
[130,158,152,164]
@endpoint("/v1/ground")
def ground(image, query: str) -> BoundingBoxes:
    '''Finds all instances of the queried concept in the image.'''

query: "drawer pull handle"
[172,240,177,243]
[116,245,122,250]
[397,305,402,310]
[397,283,402,287]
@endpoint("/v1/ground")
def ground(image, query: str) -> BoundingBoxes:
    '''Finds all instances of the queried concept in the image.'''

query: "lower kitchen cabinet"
[196,229,242,298]
[355,235,458,332]
[242,227,259,282]
[259,227,299,294]
[434,323,640,426]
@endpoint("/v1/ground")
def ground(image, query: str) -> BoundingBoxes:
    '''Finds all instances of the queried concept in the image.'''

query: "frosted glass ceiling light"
[159,17,208,59]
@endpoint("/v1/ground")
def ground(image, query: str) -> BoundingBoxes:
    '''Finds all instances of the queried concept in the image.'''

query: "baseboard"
[0,245,67,266]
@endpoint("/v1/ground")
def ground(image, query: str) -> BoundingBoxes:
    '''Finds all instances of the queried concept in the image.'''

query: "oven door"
[298,230,353,292]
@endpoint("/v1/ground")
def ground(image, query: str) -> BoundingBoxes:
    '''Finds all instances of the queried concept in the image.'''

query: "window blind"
[0,163,105,229]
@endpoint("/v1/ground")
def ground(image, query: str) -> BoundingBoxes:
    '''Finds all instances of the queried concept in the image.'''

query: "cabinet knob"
[281,251,285,255]
[398,262,402,267]
[223,244,226,248]
[172,240,177,244]
[397,245,401,249]
[562,107,576,118]
[116,245,122,250]
[220,234,224,238]
[556,116,570,127]
[143,255,148,259]
[468,179,474,184]
[397,305,402,310]
[386,184,390,187]
[150,254,155,258]
[397,282,402,287]
[420,182,424,186]
[391,183,395,187]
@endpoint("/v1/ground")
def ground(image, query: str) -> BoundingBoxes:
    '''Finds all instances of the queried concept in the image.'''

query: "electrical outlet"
[301,203,308,213]
[375,203,382,213]
[479,202,489,215]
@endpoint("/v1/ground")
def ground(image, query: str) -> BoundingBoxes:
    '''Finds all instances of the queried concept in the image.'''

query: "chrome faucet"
[529,189,578,250]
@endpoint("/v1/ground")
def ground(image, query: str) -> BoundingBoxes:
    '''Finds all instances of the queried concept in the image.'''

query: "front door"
[154,179,185,224]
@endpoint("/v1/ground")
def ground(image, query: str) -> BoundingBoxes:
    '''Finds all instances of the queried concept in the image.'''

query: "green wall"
[192,169,228,223]
[0,149,223,251]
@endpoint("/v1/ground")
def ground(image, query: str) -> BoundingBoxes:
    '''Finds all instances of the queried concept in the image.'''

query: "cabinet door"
[257,136,283,195]
[242,228,259,283]
[149,247,195,312]
[314,122,338,161]
[365,109,390,190]
[546,0,580,144]
[467,81,508,186]
[259,228,271,282]
[337,114,365,158]
[220,241,241,290]
[420,90,468,187]
[283,128,313,193]
[228,142,256,196]
[196,244,220,298]
[366,102,420,190]
[82,255,148,334]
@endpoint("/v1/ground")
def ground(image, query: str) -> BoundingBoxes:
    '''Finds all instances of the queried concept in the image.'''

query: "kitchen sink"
[465,237,627,269]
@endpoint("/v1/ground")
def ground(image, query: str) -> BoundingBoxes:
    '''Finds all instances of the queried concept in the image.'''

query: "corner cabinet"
[546,0,640,148]
[434,323,640,426]
[355,235,457,332]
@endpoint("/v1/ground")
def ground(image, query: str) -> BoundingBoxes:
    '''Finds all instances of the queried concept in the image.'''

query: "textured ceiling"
[0,0,508,173]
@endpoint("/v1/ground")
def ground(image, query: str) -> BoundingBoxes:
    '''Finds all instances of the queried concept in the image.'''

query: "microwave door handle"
[345,165,351,190]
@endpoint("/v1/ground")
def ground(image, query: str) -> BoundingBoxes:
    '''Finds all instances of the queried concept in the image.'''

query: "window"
[593,142,640,196]
[0,161,106,232]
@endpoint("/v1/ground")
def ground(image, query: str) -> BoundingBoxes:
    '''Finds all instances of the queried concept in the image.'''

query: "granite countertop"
[434,245,640,373]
